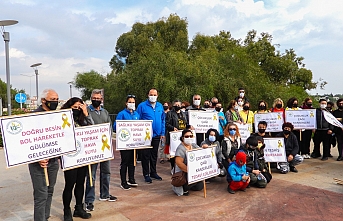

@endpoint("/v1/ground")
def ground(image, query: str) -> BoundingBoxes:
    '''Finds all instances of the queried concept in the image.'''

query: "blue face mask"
[209,135,216,142]
[229,130,236,136]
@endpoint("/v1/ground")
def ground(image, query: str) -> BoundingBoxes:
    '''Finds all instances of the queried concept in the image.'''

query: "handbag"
[171,167,187,187]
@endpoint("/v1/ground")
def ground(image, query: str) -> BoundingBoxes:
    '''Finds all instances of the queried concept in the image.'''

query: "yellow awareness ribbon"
[278,114,281,120]
[145,128,151,141]
[213,114,217,121]
[278,140,282,148]
[211,148,215,158]
[310,111,314,117]
[101,134,110,151]
[62,114,71,129]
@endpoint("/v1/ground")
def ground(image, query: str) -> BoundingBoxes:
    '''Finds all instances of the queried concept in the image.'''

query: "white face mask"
[238,101,243,106]
[184,138,193,145]
[193,100,201,106]
[240,92,245,98]
[149,96,157,103]
[234,105,239,111]
[320,104,327,109]
[127,103,135,110]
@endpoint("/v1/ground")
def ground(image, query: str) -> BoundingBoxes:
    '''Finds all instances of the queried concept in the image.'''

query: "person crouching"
[227,151,250,194]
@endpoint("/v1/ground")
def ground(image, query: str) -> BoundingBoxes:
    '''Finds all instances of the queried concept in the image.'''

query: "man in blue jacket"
[136,88,165,183]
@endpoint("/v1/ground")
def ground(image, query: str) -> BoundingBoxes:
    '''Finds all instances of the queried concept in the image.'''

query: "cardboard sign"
[61,123,114,170]
[0,110,77,168]
[169,130,196,157]
[187,147,219,184]
[323,110,343,129]
[235,123,251,144]
[263,138,287,162]
[285,110,317,130]
[188,110,219,133]
[254,112,284,132]
[115,120,153,150]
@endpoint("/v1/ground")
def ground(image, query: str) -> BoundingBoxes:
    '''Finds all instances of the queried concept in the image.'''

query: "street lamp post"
[1,20,18,116]
[67,81,73,98]
[20,74,34,98]
[30,63,42,106]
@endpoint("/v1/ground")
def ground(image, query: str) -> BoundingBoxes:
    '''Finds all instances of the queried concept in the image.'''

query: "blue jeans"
[85,160,111,203]
[28,158,59,221]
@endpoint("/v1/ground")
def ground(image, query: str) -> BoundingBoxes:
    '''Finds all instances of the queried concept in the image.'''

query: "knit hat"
[236,151,246,166]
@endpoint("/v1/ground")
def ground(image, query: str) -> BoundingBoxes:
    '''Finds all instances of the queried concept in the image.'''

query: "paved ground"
[1,144,343,221]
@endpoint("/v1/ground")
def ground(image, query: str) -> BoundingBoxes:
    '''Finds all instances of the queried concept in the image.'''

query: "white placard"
[61,123,114,170]
[115,120,153,150]
[187,147,219,184]
[235,123,251,144]
[169,130,196,157]
[188,110,219,133]
[0,110,77,168]
[263,138,287,162]
[285,110,317,130]
[254,112,284,132]
[323,110,343,129]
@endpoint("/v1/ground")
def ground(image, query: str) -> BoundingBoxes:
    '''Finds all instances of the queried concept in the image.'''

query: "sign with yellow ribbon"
[254,112,284,132]
[263,138,287,163]
[285,110,317,130]
[188,110,219,133]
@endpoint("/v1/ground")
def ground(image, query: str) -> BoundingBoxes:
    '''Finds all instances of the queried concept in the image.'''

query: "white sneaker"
[302,154,306,159]
[306,154,311,159]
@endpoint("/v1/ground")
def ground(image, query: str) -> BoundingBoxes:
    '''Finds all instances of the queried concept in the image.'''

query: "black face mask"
[283,130,291,135]
[243,106,249,111]
[258,128,266,134]
[204,104,210,108]
[215,107,221,112]
[292,103,298,108]
[174,106,181,111]
[258,105,266,110]
[45,99,58,110]
[181,106,186,109]
[212,103,217,107]
[72,109,81,118]
[307,103,312,107]
[338,105,343,109]
[163,106,169,110]
[276,104,282,109]
[91,100,101,108]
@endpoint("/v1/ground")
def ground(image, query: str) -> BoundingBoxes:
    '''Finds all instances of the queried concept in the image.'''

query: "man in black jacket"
[333,99,343,161]
[311,99,335,160]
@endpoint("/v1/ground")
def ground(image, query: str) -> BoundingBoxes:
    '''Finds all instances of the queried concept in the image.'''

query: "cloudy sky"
[0,0,342,101]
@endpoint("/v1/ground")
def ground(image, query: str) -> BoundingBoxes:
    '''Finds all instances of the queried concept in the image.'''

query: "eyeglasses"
[229,128,236,131]
[184,135,194,138]
[127,94,136,98]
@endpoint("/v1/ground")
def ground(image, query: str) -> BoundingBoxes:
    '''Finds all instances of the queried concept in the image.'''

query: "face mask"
[258,128,266,134]
[283,130,291,135]
[326,107,332,111]
[234,105,239,111]
[215,107,222,112]
[193,100,201,106]
[307,103,312,107]
[238,101,243,106]
[149,96,157,103]
[243,106,249,111]
[338,105,343,109]
[72,109,81,118]
[181,105,186,109]
[258,105,266,110]
[292,103,298,108]
[240,92,244,98]
[91,100,101,108]
[276,104,282,108]
[204,104,210,108]
[174,106,181,111]
[212,102,217,107]
[127,103,135,110]
[229,130,236,136]
[257,143,263,149]
[209,135,216,142]
[163,105,169,110]
[45,100,58,110]
[320,104,327,109]
[183,138,193,145]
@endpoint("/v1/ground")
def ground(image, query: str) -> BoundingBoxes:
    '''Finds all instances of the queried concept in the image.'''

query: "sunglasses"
[127,94,136,98]
[184,135,194,138]
[229,128,236,131]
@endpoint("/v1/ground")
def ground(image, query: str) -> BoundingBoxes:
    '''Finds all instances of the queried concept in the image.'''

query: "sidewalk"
[1,146,343,221]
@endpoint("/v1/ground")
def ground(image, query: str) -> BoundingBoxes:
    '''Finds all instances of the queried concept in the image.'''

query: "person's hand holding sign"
[288,154,294,162]
[39,159,49,168]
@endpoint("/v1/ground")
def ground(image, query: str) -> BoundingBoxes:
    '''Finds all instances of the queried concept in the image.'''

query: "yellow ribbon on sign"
[145,128,151,141]
[310,111,314,117]
[101,134,110,151]
[213,114,217,121]
[278,140,282,148]
[62,114,71,129]
[278,114,281,120]
[211,148,214,158]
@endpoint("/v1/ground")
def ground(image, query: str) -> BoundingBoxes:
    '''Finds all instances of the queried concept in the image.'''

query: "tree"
[0,78,26,110]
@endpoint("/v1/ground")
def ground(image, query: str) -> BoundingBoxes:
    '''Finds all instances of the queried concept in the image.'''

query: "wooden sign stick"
[300,130,302,141]
[203,180,207,198]
[44,167,49,186]
[88,164,93,187]
[268,162,271,174]
[134,149,137,167]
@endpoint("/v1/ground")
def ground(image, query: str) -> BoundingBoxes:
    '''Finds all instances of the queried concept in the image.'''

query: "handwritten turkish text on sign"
[285,110,317,130]
[323,110,343,129]
[187,147,219,184]
[188,110,219,133]
[254,112,284,132]
[169,130,196,157]
[61,123,113,170]
[263,138,287,162]
[116,120,153,150]
[235,123,251,144]
[0,110,77,168]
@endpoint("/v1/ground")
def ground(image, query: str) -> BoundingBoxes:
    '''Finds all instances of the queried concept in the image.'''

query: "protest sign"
[187,147,219,184]
[0,110,77,168]
[285,110,317,130]
[235,123,250,143]
[61,123,113,170]
[263,138,287,162]
[254,112,284,132]
[188,110,219,133]
[323,110,343,129]
[116,120,153,150]
[169,130,196,156]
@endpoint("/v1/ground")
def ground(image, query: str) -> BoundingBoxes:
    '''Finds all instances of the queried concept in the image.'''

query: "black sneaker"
[183,191,189,196]
[120,183,131,190]
[290,166,298,173]
[227,186,235,194]
[150,173,162,181]
[85,203,94,212]
[99,195,117,202]
[128,180,138,187]
[311,153,321,158]
[144,175,152,183]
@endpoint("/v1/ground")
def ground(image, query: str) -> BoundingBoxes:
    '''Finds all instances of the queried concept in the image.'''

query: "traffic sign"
[15,93,27,104]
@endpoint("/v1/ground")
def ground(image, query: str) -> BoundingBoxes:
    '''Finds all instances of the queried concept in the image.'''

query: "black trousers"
[301,130,312,155]
[63,166,87,208]
[169,157,175,169]
[142,137,160,176]
[336,133,343,158]
[313,130,331,158]
[120,150,135,183]
[292,130,302,155]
